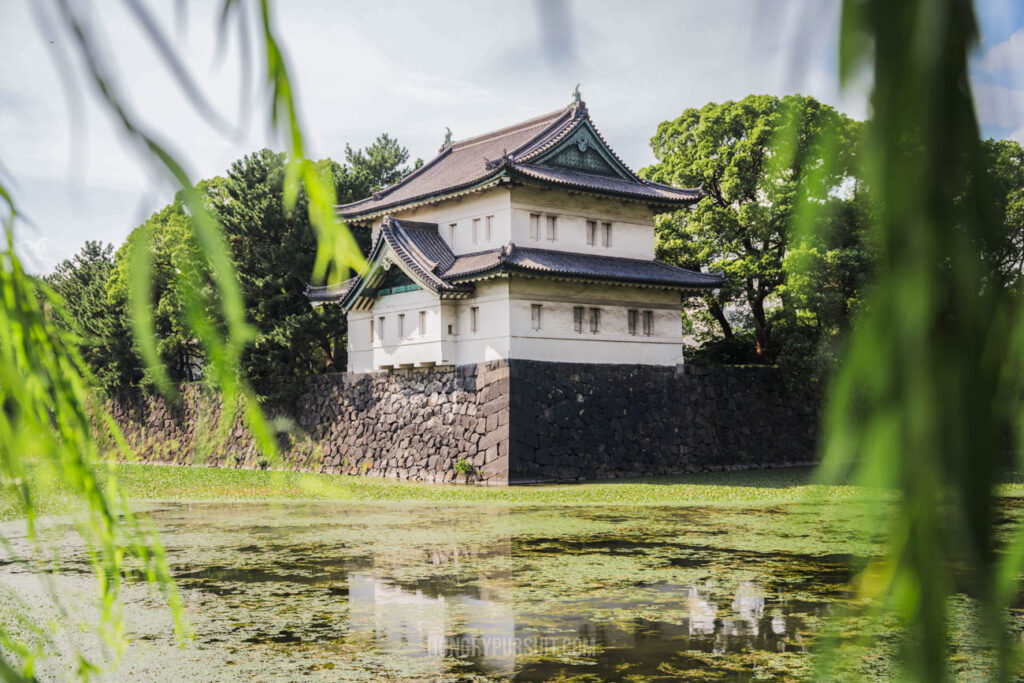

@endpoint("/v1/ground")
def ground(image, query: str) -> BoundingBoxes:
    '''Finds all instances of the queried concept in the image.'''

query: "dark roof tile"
[443,244,724,289]
[338,102,700,219]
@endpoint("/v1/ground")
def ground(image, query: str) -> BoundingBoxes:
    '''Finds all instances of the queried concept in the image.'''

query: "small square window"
[419,310,427,336]
[485,215,493,241]
[470,306,479,333]
[588,307,600,333]
[530,214,540,240]
[573,306,585,333]
[602,222,612,247]
[531,304,543,330]
[643,310,654,336]
[586,220,597,246]
[472,218,480,244]
[628,309,639,336]
[546,215,557,241]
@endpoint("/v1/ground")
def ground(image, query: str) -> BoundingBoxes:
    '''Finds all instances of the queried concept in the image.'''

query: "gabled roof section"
[308,217,724,307]
[337,101,701,221]
[323,217,472,312]
[443,244,725,290]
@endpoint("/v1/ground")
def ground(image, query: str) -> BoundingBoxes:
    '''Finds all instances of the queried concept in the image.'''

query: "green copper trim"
[377,283,421,297]
[532,121,633,181]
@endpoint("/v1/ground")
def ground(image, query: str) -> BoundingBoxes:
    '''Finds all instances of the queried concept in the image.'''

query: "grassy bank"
[5,463,1022,521]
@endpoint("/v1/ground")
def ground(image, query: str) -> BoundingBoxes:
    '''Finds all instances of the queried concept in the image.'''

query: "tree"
[45,240,139,389]
[212,144,413,387]
[643,95,863,359]
[345,133,420,194]
[978,138,1024,294]
[107,198,208,386]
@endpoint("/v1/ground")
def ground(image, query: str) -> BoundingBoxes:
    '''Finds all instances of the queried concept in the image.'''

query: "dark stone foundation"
[106,360,817,485]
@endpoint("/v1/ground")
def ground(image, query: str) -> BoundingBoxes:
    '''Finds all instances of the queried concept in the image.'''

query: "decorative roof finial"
[571,83,582,105]
[443,127,453,148]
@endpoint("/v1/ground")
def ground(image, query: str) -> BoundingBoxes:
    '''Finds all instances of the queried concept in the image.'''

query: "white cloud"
[978,27,1024,75]
[1,0,1017,255]
[16,236,71,274]
[973,81,1024,130]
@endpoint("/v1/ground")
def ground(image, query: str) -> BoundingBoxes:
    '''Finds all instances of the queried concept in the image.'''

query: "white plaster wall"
[349,288,445,371]
[393,189,512,256]
[452,279,512,365]
[346,311,374,373]
[349,277,684,370]
[509,185,656,260]
[506,278,684,366]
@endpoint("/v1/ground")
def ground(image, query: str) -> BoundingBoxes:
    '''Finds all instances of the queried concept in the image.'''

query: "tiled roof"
[379,218,458,292]
[308,218,724,307]
[305,277,356,304]
[339,108,572,219]
[444,244,725,289]
[337,102,700,220]
[510,164,702,203]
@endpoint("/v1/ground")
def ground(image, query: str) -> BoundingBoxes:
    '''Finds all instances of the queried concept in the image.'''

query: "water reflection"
[317,570,810,677]
[348,573,515,676]
[4,503,860,680]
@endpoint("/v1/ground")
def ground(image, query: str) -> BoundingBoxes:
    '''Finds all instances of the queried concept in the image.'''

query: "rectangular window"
[448,223,456,245]
[602,222,612,247]
[643,310,654,336]
[530,214,540,240]
[531,304,542,330]
[546,215,557,241]
[419,310,426,336]
[485,215,493,241]
[472,218,480,244]
[370,317,375,343]
[397,313,405,338]
[588,307,600,333]
[377,316,385,341]
[573,306,585,333]
[628,309,639,336]
[470,306,479,333]
[586,220,597,245]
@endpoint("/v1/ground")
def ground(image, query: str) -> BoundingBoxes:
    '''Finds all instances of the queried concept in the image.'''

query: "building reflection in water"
[345,565,805,676]
[347,573,515,676]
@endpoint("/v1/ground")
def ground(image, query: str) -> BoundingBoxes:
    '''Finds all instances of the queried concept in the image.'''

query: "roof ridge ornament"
[440,126,453,152]
[571,83,581,105]
[484,148,515,170]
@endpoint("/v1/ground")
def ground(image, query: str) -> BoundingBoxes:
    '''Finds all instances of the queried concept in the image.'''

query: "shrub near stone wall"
[106,361,817,485]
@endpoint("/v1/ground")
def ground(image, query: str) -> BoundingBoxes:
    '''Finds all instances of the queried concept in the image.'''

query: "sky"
[1,0,1023,274]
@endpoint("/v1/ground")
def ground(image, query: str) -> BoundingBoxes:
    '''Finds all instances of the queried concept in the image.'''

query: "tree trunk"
[707,299,734,339]
[749,288,770,358]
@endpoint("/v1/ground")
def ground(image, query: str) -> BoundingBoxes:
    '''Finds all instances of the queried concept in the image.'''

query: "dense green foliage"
[643,95,867,367]
[44,241,133,388]
[817,0,1024,679]
[645,96,1024,389]
[46,138,412,392]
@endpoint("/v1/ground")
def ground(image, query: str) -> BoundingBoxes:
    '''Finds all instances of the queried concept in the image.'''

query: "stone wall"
[507,362,817,482]
[106,361,817,485]
[107,360,513,484]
